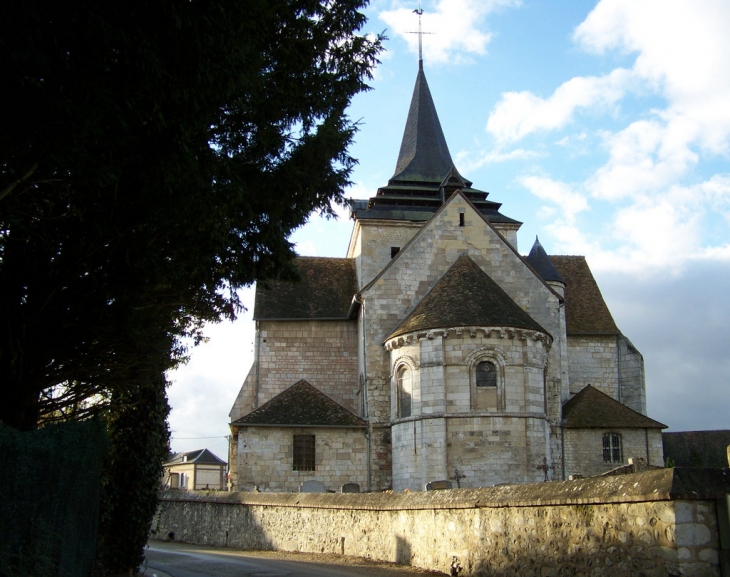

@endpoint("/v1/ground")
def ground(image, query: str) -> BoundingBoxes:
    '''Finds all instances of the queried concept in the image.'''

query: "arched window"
[476,361,497,388]
[397,365,412,418]
[472,358,500,410]
[603,433,623,464]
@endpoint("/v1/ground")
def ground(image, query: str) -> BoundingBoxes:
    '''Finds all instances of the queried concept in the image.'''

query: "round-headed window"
[476,361,497,388]
[397,365,412,418]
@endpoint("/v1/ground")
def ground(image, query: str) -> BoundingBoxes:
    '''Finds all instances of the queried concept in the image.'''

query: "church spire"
[390,8,454,184]
[390,64,454,184]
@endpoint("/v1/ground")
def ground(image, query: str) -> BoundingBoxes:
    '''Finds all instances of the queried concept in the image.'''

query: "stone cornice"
[385,326,552,351]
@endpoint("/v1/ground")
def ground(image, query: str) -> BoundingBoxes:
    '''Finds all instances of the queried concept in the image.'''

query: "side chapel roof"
[562,385,666,429]
[254,257,357,320]
[231,380,366,428]
[387,255,548,340]
[550,256,620,335]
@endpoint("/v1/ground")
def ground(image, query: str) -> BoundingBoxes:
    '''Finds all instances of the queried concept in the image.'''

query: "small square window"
[391,246,400,258]
[293,434,315,471]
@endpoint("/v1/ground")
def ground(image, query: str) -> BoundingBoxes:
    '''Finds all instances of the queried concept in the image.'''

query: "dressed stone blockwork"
[228,58,666,492]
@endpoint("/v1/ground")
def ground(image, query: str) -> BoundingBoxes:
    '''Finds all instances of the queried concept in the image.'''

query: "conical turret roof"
[391,65,455,184]
[526,237,564,283]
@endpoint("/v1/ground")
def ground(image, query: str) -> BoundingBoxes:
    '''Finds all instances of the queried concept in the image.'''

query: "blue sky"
[168,0,730,458]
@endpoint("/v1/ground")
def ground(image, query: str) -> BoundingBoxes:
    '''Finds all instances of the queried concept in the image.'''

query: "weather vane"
[408,2,433,67]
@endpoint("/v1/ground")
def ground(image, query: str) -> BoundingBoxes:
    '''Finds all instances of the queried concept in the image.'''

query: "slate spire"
[390,65,455,184]
[526,237,564,283]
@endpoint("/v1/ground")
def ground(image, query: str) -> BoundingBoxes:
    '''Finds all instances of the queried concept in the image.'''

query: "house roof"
[164,448,226,467]
[231,380,366,428]
[387,255,548,341]
[562,385,667,429]
[526,237,564,283]
[662,430,730,468]
[550,256,620,335]
[254,257,357,320]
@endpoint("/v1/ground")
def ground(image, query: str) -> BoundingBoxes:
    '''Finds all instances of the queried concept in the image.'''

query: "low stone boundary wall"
[153,468,730,576]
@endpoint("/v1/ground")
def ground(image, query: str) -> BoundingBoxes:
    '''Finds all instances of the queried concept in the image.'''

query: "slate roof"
[254,257,357,320]
[662,430,730,468]
[391,64,455,184]
[164,448,226,467]
[231,380,366,428]
[388,255,548,340]
[562,385,666,429]
[526,237,564,283]
[550,256,619,335]
[350,66,519,226]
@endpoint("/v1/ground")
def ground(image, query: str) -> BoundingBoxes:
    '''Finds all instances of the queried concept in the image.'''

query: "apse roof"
[231,380,366,428]
[526,237,565,283]
[254,257,357,320]
[562,385,666,429]
[387,255,548,340]
[550,256,619,335]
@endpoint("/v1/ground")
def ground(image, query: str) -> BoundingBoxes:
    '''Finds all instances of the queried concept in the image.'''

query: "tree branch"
[0,162,39,201]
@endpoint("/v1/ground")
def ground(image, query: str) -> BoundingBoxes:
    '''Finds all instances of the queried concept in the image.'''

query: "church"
[227,57,666,493]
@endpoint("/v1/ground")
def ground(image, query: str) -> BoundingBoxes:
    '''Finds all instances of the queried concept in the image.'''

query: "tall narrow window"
[293,434,315,471]
[603,433,623,464]
[397,366,412,418]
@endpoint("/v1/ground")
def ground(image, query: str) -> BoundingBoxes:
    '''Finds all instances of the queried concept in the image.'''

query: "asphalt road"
[144,541,446,577]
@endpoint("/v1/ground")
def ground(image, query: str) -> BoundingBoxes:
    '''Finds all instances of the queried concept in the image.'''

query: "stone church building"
[228,60,666,493]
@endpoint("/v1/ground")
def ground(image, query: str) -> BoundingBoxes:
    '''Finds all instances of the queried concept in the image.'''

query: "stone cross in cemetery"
[536,457,554,482]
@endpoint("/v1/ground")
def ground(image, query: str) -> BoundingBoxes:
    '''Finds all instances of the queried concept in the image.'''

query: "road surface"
[144,541,446,577]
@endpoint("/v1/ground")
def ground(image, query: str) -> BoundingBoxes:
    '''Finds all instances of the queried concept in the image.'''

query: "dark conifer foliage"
[0,0,383,430]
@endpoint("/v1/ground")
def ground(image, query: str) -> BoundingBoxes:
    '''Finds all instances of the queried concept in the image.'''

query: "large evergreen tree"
[0,0,382,429]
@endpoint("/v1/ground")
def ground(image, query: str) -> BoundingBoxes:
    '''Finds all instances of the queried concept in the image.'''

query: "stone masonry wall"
[234,426,367,492]
[567,335,619,399]
[153,468,730,577]
[620,334,647,414]
[229,319,359,422]
[564,428,664,478]
[360,194,566,491]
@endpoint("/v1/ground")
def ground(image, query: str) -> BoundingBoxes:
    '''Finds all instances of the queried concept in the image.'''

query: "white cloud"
[379,0,520,65]
[454,146,543,173]
[519,175,589,225]
[487,68,634,143]
[499,1,730,277]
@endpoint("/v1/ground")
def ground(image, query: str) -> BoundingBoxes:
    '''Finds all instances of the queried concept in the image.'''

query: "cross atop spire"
[408,3,433,70]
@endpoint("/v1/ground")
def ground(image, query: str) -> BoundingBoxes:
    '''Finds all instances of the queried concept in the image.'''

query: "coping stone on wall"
[160,467,730,511]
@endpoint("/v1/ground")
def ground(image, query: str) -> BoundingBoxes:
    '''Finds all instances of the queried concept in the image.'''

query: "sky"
[167,0,730,459]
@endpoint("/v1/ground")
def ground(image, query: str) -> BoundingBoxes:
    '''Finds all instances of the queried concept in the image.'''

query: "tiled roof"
[164,448,226,467]
[254,257,357,320]
[562,385,666,429]
[231,380,366,428]
[390,65,455,184]
[388,255,548,340]
[550,256,619,335]
[662,430,730,468]
[526,237,564,283]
